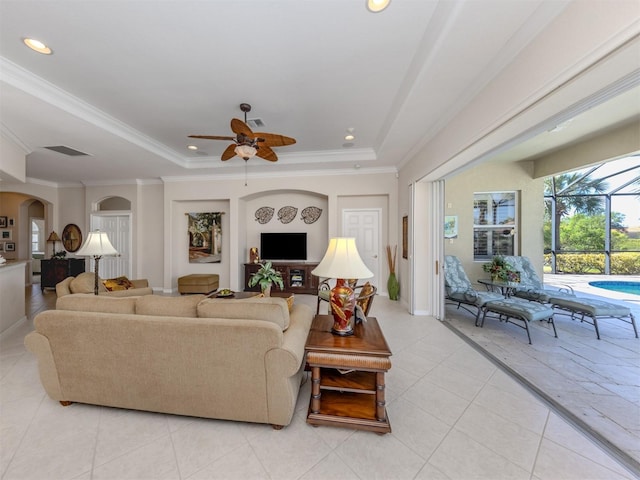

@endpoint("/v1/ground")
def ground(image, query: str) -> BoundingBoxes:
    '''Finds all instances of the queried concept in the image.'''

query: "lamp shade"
[47,231,61,242]
[311,238,373,280]
[75,230,118,257]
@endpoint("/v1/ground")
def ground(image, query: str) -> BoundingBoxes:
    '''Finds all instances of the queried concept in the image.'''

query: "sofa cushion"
[103,276,135,291]
[197,296,290,330]
[136,294,206,318]
[70,272,108,294]
[56,294,137,314]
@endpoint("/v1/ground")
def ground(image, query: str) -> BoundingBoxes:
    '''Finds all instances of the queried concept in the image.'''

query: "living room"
[1,1,639,478]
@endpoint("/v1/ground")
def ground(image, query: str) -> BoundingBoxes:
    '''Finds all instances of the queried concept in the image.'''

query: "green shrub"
[611,253,640,274]
[543,252,640,274]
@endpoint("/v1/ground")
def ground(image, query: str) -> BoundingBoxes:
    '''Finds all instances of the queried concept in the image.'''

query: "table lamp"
[312,238,373,336]
[47,231,61,256]
[75,230,118,295]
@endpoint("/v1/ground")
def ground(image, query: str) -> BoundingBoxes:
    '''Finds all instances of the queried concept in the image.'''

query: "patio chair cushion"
[513,288,575,303]
[448,290,503,308]
[550,297,631,317]
[484,298,555,322]
[443,255,475,294]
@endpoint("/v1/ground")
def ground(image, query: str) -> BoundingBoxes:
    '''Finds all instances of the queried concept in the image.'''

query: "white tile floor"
[0,286,636,479]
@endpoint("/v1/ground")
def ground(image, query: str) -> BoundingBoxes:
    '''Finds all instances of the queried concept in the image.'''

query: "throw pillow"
[70,272,108,294]
[103,276,135,291]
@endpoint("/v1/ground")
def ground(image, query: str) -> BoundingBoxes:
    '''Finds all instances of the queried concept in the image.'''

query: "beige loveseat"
[56,272,153,297]
[25,294,313,428]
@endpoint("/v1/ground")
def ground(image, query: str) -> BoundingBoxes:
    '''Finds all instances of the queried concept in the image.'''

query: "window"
[473,191,517,261]
[31,219,45,253]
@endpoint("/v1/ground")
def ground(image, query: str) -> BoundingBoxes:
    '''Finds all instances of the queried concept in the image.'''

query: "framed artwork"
[187,212,223,263]
[0,243,4,252]
[1,229,12,241]
[444,215,458,239]
[402,216,408,259]
[0,217,6,228]
[5,242,15,252]
[62,224,83,252]
[8,218,15,227]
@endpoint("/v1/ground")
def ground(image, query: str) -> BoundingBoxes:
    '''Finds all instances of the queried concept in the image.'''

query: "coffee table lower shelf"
[307,390,391,434]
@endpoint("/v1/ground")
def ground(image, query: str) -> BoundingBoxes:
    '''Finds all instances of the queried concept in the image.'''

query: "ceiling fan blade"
[230,118,253,137]
[188,135,236,141]
[256,145,278,162]
[255,132,296,147]
[220,144,237,161]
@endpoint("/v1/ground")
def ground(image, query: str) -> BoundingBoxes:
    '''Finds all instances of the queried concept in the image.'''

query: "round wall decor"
[62,224,82,252]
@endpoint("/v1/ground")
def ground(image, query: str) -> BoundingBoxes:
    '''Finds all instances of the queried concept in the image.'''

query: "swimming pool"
[588,281,640,296]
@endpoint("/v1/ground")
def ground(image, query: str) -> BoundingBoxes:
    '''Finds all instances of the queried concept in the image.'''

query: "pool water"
[588,281,640,296]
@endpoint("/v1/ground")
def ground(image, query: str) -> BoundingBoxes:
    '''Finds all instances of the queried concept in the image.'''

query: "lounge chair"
[444,255,503,325]
[501,256,575,303]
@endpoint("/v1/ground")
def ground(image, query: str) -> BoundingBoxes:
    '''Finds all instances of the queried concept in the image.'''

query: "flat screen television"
[260,232,307,261]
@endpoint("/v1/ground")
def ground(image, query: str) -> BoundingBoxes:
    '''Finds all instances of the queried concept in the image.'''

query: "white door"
[342,209,381,292]
[90,214,131,278]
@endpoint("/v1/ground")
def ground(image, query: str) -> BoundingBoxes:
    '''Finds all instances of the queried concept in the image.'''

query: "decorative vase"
[387,273,399,301]
[329,278,356,336]
[262,285,272,297]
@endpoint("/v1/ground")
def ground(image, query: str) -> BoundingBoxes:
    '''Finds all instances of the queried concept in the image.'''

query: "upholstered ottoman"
[550,297,638,339]
[178,274,219,295]
[480,298,557,344]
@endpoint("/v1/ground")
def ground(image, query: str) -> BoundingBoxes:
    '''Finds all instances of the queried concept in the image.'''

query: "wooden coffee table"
[304,314,392,434]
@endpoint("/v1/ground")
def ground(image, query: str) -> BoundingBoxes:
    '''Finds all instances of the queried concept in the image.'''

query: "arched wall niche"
[240,189,328,263]
[97,196,131,211]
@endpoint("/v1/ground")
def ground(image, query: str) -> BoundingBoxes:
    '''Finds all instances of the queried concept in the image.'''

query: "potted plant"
[482,255,519,282]
[248,261,284,296]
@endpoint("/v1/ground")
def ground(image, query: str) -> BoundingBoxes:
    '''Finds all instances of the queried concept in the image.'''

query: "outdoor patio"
[444,274,640,475]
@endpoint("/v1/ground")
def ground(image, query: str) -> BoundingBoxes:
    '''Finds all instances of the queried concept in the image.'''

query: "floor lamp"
[311,238,373,336]
[75,230,118,295]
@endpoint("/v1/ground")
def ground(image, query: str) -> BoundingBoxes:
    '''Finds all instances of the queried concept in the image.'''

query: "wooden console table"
[304,314,392,433]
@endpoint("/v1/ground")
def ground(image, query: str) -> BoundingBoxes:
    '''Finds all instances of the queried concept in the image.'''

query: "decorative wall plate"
[62,224,82,252]
[254,207,274,224]
[277,206,298,224]
[301,206,322,224]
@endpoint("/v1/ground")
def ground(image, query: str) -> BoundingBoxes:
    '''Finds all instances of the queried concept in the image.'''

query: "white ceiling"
[0,0,637,185]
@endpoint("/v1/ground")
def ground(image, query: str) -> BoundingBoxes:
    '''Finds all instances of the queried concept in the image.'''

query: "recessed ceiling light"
[187,145,198,150]
[23,38,52,55]
[366,0,391,13]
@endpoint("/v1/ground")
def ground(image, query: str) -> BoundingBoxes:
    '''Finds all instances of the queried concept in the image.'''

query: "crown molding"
[0,56,187,168]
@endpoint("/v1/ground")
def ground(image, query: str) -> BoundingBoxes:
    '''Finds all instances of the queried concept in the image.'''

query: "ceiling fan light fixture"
[235,144,257,160]
[345,134,355,141]
[366,0,390,13]
[23,37,52,54]
[187,145,198,150]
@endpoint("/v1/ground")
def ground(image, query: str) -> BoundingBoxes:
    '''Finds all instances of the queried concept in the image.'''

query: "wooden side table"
[304,315,392,434]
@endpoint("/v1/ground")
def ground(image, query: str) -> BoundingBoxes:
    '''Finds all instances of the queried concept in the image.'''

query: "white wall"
[0,134,26,183]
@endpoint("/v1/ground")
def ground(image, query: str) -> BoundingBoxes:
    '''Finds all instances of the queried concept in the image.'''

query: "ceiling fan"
[189,103,296,162]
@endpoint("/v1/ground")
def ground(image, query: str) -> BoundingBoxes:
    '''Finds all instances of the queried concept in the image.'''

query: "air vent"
[44,145,90,156]
[247,118,265,129]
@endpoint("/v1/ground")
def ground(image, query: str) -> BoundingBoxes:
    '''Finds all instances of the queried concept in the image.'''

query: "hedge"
[543,253,640,274]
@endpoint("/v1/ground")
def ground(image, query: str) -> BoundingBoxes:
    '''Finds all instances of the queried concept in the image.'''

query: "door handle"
[373,255,378,259]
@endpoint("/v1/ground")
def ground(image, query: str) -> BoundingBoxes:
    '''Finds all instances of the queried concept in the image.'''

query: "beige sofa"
[25,294,313,428]
[56,272,153,297]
